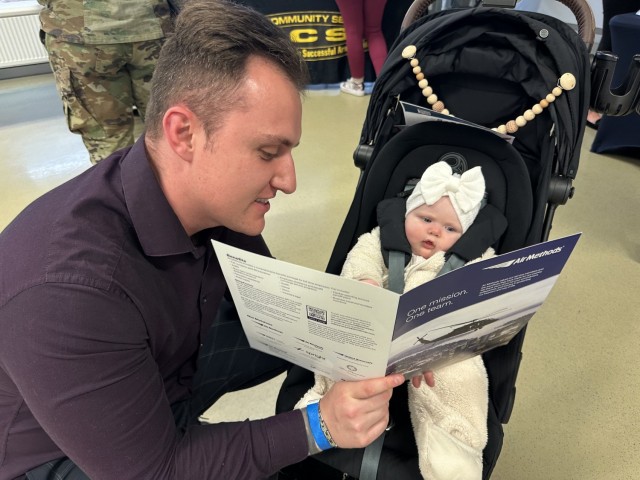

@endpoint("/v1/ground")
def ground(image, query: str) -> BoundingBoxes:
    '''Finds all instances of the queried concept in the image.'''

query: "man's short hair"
[145,0,309,139]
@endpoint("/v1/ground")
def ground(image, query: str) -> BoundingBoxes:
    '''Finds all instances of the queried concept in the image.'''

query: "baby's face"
[405,197,463,259]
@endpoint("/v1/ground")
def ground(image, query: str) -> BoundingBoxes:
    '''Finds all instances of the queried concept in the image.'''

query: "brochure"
[212,233,580,381]
[399,100,515,144]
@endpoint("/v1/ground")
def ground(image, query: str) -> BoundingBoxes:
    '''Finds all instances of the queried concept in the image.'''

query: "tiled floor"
[1,72,639,479]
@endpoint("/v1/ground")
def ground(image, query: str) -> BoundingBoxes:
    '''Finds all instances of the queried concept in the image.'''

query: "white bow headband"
[405,161,486,233]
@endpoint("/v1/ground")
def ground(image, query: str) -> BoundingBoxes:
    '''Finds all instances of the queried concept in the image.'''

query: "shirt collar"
[120,136,207,259]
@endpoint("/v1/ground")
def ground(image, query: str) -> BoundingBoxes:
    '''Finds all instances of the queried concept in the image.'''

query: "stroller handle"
[402,0,596,50]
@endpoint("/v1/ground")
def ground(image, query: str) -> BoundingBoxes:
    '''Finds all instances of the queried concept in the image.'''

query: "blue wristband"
[306,401,333,451]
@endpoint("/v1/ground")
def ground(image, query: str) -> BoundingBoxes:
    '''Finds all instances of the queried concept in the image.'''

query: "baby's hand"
[411,371,435,388]
[359,279,380,287]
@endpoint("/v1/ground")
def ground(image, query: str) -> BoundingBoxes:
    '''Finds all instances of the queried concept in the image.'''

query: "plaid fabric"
[25,458,88,480]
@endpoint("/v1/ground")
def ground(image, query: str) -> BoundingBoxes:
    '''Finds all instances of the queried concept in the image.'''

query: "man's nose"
[272,154,297,194]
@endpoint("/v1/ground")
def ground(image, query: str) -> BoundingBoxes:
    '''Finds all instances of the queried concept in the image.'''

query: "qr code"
[306,305,327,324]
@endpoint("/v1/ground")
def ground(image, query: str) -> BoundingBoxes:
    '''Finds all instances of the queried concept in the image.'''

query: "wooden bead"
[497,125,507,134]
[413,66,422,74]
[515,116,527,127]
[524,109,535,121]
[402,45,417,59]
[532,104,543,114]
[416,72,425,81]
[540,99,549,108]
[441,109,450,115]
[432,101,445,112]
[427,94,438,105]
[552,86,562,97]
[418,79,429,89]
[559,72,576,90]
[506,120,518,133]
[422,86,433,97]
[546,93,556,103]
[410,58,419,67]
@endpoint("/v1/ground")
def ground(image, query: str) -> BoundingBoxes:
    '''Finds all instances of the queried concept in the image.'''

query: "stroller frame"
[277,0,595,478]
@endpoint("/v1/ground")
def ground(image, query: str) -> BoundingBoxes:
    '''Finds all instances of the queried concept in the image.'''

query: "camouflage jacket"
[37,0,173,44]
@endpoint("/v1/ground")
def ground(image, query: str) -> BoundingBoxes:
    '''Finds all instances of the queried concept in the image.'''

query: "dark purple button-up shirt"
[0,138,307,480]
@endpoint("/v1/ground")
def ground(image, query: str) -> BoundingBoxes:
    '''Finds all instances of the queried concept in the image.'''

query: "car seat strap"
[359,251,403,480]
[436,252,467,278]
[387,250,406,294]
[377,196,412,270]
[359,429,387,480]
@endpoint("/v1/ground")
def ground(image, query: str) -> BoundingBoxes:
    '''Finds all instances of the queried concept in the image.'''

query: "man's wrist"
[301,405,323,455]
[304,400,337,452]
[317,402,338,448]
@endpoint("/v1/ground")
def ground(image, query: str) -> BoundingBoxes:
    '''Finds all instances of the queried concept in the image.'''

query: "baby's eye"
[445,226,458,233]
[421,217,432,223]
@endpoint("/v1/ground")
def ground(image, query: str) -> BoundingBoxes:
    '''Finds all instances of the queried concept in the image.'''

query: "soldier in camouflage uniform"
[38,0,173,164]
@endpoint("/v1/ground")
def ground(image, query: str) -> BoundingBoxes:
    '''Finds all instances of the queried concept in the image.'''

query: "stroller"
[275,0,593,478]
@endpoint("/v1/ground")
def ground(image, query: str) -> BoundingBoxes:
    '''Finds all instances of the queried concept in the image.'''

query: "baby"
[296,161,493,480]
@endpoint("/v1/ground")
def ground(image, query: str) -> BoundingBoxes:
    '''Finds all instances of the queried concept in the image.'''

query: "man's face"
[404,197,463,259]
[187,56,302,236]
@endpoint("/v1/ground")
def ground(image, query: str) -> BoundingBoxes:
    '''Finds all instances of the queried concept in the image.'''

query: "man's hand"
[318,374,404,448]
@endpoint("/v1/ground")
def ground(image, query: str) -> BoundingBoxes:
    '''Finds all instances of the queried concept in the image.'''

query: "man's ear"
[162,105,197,161]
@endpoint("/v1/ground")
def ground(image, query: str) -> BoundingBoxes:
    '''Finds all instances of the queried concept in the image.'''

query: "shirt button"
[202,296,207,303]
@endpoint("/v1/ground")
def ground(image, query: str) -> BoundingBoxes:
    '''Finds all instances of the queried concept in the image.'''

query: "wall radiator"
[0,2,48,69]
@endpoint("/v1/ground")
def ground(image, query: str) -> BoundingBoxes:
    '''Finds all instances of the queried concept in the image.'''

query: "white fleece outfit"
[296,226,494,480]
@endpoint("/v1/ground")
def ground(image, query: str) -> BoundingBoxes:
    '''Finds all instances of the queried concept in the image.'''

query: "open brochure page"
[212,241,399,381]
[400,101,515,144]
[213,232,580,380]
[388,233,581,375]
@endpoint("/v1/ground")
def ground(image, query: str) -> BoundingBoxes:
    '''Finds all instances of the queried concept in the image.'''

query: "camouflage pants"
[44,35,164,164]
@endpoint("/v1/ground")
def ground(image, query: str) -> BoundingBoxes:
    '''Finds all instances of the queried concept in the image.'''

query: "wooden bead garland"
[401,44,577,134]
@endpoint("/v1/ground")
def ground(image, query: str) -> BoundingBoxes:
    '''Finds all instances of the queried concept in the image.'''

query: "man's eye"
[260,151,277,160]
